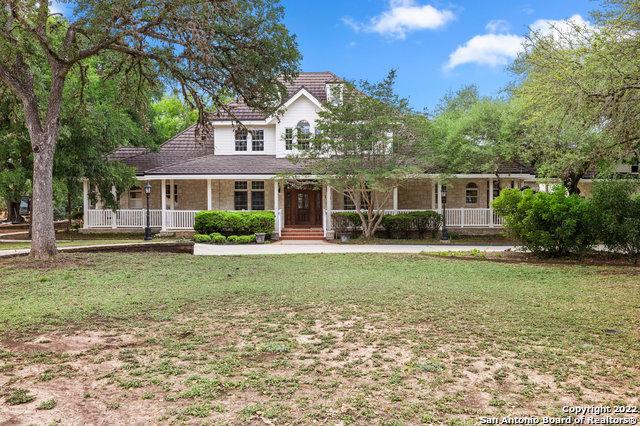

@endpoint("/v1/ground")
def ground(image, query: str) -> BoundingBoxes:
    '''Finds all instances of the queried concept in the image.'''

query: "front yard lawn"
[0,253,638,424]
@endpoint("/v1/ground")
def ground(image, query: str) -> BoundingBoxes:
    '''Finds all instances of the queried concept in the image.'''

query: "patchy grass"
[0,252,638,424]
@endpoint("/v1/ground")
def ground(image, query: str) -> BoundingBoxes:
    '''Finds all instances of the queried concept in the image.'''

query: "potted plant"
[255,232,267,244]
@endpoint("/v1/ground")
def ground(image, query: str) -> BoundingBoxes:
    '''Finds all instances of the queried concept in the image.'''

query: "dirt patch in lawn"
[1,306,637,424]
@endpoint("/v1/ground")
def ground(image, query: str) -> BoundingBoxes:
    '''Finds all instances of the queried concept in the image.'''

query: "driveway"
[194,241,515,256]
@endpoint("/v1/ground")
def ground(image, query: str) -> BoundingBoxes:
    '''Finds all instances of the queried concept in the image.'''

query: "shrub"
[194,211,274,236]
[591,180,640,263]
[408,211,442,238]
[381,214,413,239]
[237,235,256,244]
[381,211,442,239]
[493,187,597,257]
[209,233,227,244]
[226,235,255,244]
[331,212,362,236]
[193,233,212,243]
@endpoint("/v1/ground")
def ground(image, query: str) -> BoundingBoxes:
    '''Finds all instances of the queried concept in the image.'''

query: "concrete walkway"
[194,241,515,256]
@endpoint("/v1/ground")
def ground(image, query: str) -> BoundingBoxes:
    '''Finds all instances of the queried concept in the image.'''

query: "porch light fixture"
[144,182,152,241]
[441,185,450,242]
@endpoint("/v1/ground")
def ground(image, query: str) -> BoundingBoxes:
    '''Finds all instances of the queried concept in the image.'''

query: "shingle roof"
[145,155,306,175]
[211,72,339,122]
[109,125,213,174]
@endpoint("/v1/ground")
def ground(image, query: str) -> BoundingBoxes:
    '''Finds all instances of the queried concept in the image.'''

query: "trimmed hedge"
[193,233,212,243]
[209,232,227,244]
[227,235,256,244]
[331,212,363,236]
[194,211,274,236]
[381,211,442,239]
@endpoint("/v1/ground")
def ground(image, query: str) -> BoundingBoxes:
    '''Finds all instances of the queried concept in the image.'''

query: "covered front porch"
[82,175,533,236]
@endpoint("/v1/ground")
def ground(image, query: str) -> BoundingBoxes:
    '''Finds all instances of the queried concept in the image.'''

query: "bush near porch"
[332,211,442,239]
[194,211,274,236]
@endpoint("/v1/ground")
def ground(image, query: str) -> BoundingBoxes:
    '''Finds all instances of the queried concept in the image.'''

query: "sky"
[51,0,595,112]
[280,0,595,111]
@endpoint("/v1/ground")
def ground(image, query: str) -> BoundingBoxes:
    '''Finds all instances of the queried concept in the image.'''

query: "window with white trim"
[285,128,294,150]
[235,129,248,151]
[251,130,264,152]
[296,120,311,150]
[251,181,265,210]
[466,182,479,204]
[234,181,248,210]
[343,194,355,210]
[165,184,178,203]
[129,186,143,209]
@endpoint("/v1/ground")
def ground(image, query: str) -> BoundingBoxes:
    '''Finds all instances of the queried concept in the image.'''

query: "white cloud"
[445,14,591,70]
[485,19,510,34]
[530,14,592,38]
[343,0,455,39]
[445,33,525,70]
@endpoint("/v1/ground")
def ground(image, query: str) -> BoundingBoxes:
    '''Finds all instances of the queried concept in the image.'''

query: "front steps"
[280,227,324,241]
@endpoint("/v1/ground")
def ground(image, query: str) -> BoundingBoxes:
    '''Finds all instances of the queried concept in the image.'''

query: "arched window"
[465,182,478,204]
[296,120,311,149]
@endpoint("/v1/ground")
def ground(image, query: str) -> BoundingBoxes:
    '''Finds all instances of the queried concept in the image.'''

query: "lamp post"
[144,182,152,241]
[441,185,449,241]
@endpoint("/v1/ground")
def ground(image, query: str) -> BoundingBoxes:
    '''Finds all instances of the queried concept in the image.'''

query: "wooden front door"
[285,188,322,226]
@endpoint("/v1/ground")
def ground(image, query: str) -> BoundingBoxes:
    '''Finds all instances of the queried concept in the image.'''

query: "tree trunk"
[30,133,57,259]
[562,173,582,195]
[67,188,72,232]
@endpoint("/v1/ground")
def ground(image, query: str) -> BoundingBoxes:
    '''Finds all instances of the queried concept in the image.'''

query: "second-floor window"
[251,130,264,152]
[235,129,248,151]
[285,128,294,150]
[297,120,311,150]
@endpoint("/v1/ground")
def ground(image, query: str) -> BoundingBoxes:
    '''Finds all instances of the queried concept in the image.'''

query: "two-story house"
[83,72,554,238]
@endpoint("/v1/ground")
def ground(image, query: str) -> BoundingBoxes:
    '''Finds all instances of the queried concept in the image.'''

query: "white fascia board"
[211,120,270,126]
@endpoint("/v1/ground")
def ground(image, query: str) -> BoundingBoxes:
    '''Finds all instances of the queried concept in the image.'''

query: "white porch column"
[82,178,89,229]
[392,186,399,214]
[161,179,167,231]
[437,182,442,213]
[489,179,495,228]
[110,186,117,229]
[207,179,212,211]
[273,179,280,234]
[326,185,333,234]
[169,179,175,210]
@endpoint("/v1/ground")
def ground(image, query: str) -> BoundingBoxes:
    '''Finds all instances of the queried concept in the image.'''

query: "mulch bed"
[425,250,639,268]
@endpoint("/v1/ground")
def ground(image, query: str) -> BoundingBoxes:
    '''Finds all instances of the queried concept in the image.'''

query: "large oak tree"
[0,0,299,258]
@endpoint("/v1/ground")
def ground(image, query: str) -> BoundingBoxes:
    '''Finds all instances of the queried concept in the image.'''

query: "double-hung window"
[234,181,248,210]
[465,183,479,204]
[235,129,248,152]
[251,181,265,210]
[285,128,294,150]
[251,130,264,152]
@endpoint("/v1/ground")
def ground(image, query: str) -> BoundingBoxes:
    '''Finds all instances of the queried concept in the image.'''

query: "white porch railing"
[328,208,503,228]
[165,210,199,230]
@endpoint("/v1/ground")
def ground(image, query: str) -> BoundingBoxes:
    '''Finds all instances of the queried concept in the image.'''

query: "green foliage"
[193,234,212,244]
[227,235,240,243]
[493,188,597,256]
[331,212,363,235]
[151,95,198,142]
[194,211,275,236]
[36,398,57,410]
[591,180,640,261]
[430,86,520,176]
[288,71,435,238]
[382,211,442,239]
[209,233,227,244]
[5,388,35,405]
